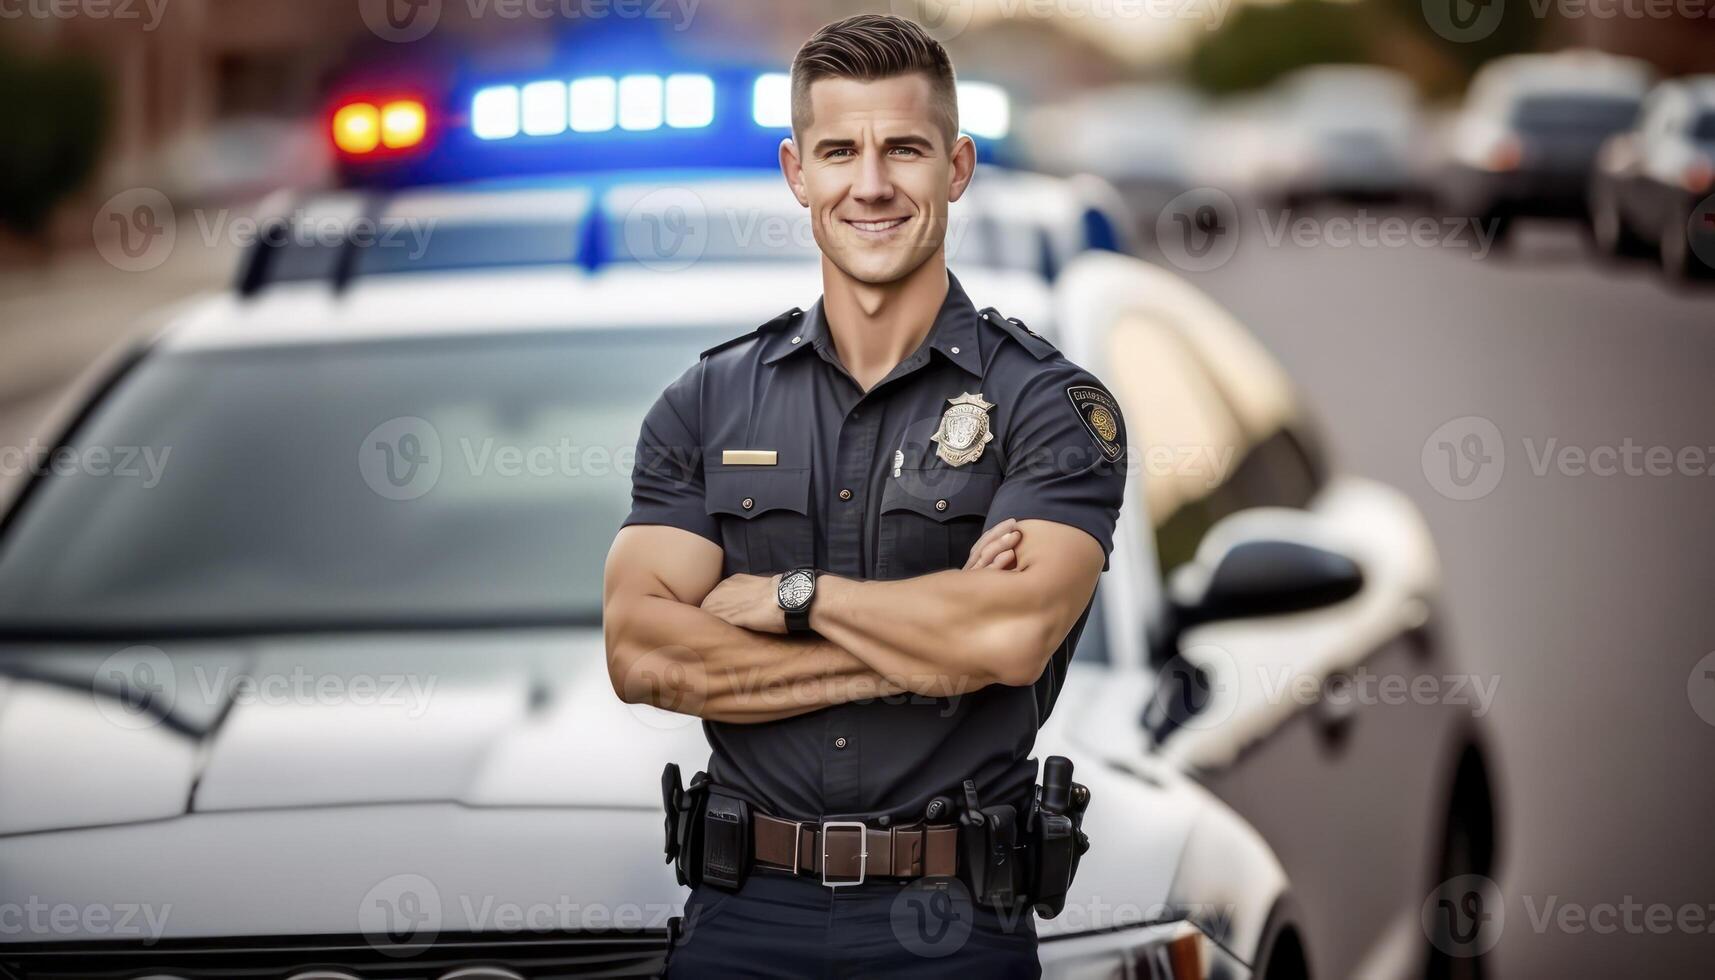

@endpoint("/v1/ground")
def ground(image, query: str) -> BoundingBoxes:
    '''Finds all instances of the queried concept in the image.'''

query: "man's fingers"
[964,518,1017,570]
[990,549,1015,570]
[968,528,1022,570]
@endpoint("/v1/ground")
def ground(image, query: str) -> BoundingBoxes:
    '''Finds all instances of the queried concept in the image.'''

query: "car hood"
[0,632,1217,944]
[0,630,716,835]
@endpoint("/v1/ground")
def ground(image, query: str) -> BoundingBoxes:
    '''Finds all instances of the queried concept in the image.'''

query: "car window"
[1103,311,1323,578]
[0,329,727,633]
[1694,110,1715,142]
[1511,94,1638,132]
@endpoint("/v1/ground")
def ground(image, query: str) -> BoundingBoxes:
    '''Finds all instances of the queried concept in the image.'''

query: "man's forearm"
[608,592,904,723]
[808,568,1062,694]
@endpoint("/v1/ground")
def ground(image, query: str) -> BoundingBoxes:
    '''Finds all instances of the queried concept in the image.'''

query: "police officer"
[603,14,1126,978]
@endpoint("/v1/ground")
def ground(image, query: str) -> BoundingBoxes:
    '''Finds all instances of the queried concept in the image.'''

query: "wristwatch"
[776,567,818,634]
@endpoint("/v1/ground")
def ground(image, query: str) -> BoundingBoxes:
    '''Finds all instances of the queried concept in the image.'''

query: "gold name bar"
[721,450,778,466]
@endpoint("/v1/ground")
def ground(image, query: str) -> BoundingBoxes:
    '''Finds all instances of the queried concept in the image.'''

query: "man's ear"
[779,137,809,207]
[947,134,977,204]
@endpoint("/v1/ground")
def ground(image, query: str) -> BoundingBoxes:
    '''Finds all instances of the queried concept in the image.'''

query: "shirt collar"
[761,270,983,378]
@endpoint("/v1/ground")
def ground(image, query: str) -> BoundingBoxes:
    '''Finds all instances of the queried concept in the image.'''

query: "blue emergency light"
[331,60,1013,188]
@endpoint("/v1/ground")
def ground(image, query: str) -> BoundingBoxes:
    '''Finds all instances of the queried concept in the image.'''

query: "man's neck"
[820,253,949,393]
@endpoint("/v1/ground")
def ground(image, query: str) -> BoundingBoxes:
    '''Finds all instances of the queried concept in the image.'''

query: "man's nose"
[850,150,894,205]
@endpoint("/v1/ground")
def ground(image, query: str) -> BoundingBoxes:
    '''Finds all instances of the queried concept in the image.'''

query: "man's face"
[782,73,975,285]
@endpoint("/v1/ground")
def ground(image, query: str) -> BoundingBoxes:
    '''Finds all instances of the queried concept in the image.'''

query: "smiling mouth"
[843,217,910,234]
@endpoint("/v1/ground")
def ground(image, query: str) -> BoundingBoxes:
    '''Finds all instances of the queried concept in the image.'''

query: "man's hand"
[701,572,787,634]
[964,518,1023,571]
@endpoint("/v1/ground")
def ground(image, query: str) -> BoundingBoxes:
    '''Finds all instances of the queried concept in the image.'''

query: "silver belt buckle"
[820,820,867,887]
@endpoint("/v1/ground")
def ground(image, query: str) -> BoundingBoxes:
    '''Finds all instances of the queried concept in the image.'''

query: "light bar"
[380,101,427,149]
[471,73,715,140]
[333,103,380,154]
[571,76,617,132]
[332,98,427,156]
[472,85,521,141]
[521,80,568,137]
[618,74,664,131]
[748,74,1012,140]
[753,73,791,128]
[958,81,1011,140]
[666,73,716,129]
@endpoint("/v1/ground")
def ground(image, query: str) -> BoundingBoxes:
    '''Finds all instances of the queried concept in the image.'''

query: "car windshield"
[1695,111,1715,142]
[1511,94,1638,132]
[0,329,726,634]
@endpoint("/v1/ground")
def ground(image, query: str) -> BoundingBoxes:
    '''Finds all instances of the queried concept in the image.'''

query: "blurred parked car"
[1442,51,1653,241]
[1251,66,1426,207]
[1589,76,1715,279]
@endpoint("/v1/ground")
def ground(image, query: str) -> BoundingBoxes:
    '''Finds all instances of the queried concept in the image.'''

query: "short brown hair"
[790,14,959,147]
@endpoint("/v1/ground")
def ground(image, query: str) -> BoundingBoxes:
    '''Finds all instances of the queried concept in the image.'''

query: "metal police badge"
[930,392,996,467]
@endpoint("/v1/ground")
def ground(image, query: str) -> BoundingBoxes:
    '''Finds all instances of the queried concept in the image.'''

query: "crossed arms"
[601,518,1104,724]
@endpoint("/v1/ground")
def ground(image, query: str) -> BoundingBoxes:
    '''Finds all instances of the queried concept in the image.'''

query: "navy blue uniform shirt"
[622,271,1127,823]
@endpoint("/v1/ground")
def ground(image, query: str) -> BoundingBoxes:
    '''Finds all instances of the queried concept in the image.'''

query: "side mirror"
[1170,538,1364,629]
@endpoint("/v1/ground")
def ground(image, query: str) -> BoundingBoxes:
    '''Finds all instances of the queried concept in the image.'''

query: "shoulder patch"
[1066,384,1126,462]
[979,307,1057,360]
[698,307,802,360]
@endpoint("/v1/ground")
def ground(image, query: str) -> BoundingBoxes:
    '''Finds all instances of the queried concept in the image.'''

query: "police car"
[0,57,1490,980]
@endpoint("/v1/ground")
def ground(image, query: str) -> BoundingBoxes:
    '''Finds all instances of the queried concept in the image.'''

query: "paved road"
[1179,208,1715,977]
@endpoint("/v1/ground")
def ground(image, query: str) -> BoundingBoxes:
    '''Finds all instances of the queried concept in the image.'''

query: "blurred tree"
[1187,0,1546,97]
[0,47,109,238]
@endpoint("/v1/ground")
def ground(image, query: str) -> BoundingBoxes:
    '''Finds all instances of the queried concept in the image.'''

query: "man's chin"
[823,246,938,287]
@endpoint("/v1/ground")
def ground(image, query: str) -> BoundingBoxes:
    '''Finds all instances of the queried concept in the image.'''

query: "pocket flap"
[704,465,811,519]
[880,468,998,522]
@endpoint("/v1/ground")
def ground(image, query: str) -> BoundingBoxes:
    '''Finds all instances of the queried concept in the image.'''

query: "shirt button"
[741,497,754,510]
[950,346,960,354]
[834,736,848,749]
[791,336,802,344]
[838,488,852,501]
[935,499,948,511]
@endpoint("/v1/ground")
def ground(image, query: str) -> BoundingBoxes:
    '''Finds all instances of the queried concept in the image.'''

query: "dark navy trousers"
[662,867,1041,978]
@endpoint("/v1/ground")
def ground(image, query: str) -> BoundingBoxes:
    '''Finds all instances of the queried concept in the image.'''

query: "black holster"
[661,763,752,893]
[953,757,1092,919]
[1023,756,1091,919]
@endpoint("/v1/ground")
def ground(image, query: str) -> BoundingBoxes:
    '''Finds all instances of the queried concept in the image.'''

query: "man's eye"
[827,148,855,159]
[889,146,921,157]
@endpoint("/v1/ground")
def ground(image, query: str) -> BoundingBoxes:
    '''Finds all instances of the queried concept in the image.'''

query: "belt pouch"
[700,790,751,892]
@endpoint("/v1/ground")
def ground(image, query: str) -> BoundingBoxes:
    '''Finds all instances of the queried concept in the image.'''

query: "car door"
[1053,252,1450,979]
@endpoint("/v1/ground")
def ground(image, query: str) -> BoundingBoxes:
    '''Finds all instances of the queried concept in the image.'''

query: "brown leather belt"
[751,812,960,884]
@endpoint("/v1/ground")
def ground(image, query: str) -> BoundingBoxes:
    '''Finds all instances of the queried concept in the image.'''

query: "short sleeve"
[984,363,1128,571]
[621,360,720,545]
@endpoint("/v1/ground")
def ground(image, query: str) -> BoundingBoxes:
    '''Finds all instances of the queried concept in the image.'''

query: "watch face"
[778,570,814,609]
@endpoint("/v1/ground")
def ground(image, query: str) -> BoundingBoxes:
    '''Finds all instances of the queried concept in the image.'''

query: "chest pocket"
[877,466,999,580]
[704,465,814,576]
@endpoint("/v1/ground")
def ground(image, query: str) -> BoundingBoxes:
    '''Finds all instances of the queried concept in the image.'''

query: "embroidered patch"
[1066,385,1125,462]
